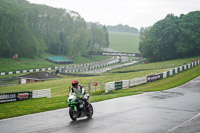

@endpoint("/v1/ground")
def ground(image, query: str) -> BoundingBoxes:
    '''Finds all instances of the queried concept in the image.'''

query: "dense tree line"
[0,0,109,58]
[107,24,138,33]
[139,11,200,62]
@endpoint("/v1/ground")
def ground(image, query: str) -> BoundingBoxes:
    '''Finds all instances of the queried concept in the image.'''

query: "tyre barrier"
[63,58,119,73]
[0,67,58,76]
[106,60,200,93]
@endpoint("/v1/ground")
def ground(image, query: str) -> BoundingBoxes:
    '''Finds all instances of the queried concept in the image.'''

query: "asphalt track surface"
[84,60,138,73]
[1,77,200,133]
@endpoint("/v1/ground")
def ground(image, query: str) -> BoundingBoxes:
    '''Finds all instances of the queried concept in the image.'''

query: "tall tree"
[139,12,200,62]
[176,11,200,57]
[103,25,110,48]
[0,0,110,58]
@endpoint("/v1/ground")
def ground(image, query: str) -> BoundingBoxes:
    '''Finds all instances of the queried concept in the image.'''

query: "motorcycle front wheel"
[87,104,93,118]
[69,106,79,121]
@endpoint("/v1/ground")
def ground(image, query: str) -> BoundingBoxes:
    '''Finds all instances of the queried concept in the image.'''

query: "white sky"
[27,0,200,29]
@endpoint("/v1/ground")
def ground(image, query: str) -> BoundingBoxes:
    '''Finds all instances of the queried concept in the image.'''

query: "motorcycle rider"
[69,80,89,108]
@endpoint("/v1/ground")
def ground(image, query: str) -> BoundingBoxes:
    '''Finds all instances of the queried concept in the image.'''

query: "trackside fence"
[32,88,51,98]
[105,60,200,93]
[0,88,51,103]
[0,57,116,75]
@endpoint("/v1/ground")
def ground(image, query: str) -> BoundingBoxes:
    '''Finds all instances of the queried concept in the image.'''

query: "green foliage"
[107,24,138,33]
[103,25,110,48]
[0,0,109,58]
[139,11,200,61]
[88,24,109,51]
[0,0,40,58]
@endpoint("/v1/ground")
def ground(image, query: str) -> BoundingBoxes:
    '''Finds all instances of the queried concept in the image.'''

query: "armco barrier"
[177,67,180,73]
[182,66,185,71]
[163,71,167,79]
[122,80,129,89]
[175,68,178,74]
[179,66,182,72]
[105,82,115,93]
[147,73,165,82]
[184,65,187,70]
[106,60,200,93]
[172,69,176,75]
[0,89,51,103]
[147,75,159,82]
[167,71,170,77]
[169,69,173,76]
[129,77,147,87]
[115,81,123,90]
[0,91,32,103]
[32,88,51,98]
[105,81,124,92]
[159,73,164,79]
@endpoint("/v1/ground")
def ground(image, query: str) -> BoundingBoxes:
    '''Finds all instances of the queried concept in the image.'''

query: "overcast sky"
[27,0,200,29]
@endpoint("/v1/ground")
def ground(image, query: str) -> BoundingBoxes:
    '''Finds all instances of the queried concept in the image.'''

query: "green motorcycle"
[67,94,93,121]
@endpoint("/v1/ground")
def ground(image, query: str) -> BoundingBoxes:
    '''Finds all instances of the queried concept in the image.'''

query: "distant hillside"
[107,24,138,34]
[87,22,138,34]
[109,32,140,53]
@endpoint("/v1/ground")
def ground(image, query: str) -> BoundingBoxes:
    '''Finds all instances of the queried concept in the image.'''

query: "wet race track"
[1,77,200,133]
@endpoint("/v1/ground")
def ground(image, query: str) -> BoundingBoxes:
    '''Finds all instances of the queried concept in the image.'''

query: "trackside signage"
[0,92,32,103]
[147,75,161,82]
[129,77,147,87]
[102,52,136,57]
[88,51,142,57]
[0,93,16,103]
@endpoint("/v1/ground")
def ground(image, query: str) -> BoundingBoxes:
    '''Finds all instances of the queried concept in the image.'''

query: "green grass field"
[109,32,140,53]
[0,56,200,119]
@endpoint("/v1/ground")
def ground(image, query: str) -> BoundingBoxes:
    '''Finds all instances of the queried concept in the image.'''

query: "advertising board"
[0,91,32,103]
[115,81,123,90]
[147,75,160,82]
[129,77,147,87]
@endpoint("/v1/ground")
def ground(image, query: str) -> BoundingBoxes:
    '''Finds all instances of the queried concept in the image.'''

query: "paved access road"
[1,77,200,133]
